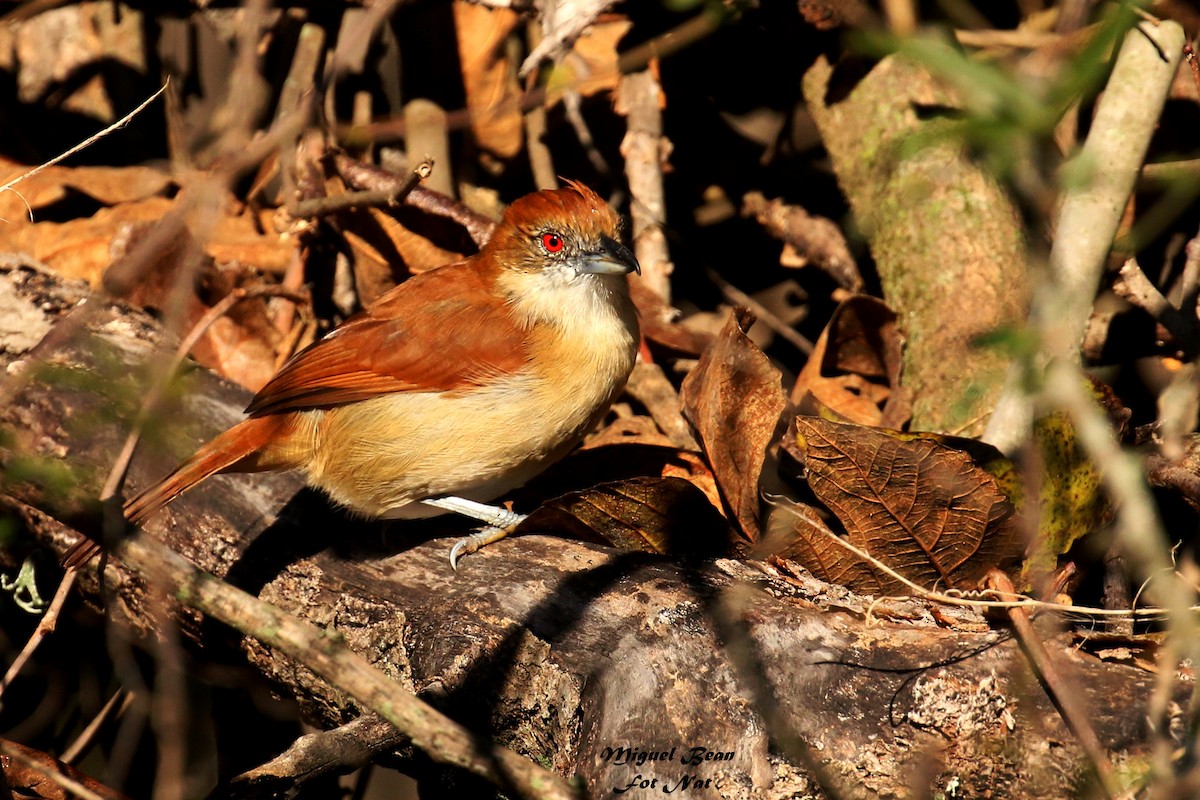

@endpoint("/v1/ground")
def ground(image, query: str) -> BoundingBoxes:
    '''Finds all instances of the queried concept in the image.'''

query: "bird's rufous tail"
[63,416,293,568]
[125,415,294,524]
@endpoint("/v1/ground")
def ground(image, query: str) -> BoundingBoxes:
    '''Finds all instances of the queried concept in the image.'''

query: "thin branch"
[617,70,673,302]
[61,690,134,765]
[706,269,814,355]
[230,713,405,792]
[1113,257,1198,355]
[290,159,433,218]
[986,571,1122,800]
[333,154,497,247]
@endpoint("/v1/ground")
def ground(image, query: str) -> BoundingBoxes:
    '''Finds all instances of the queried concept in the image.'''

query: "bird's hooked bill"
[577,235,641,276]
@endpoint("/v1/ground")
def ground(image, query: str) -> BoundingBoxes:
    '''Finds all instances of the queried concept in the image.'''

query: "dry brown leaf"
[0,176,293,285]
[524,441,724,519]
[544,17,631,105]
[791,295,909,428]
[680,308,786,542]
[4,196,170,283]
[207,207,295,273]
[341,208,466,305]
[0,161,171,216]
[585,414,675,449]
[454,1,523,158]
[518,476,736,557]
[781,416,1023,594]
[368,209,465,275]
[765,495,880,590]
[190,268,291,392]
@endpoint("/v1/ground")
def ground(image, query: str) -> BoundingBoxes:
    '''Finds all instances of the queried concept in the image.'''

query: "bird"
[68,180,641,569]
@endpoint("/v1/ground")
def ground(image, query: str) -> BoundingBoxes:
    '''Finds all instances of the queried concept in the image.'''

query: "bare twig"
[955,28,1061,48]
[1140,158,1200,185]
[523,22,558,191]
[334,154,497,247]
[230,713,405,792]
[275,22,327,210]
[355,7,727,148]
[0,83,168,211]
[617,70,673,301]
[290,160,433,219]
[1113,257,1199,354]
[563,90,613,181]
[61,690,134,765]
[1147,455,1200,507]
[742,192,861,292]
[404,100,454,198]
[985,570,1123,800]
[706,269,814,355]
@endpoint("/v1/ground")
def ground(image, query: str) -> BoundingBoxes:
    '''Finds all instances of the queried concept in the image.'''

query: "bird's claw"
[449,528,490,571]
[447,519,526,570]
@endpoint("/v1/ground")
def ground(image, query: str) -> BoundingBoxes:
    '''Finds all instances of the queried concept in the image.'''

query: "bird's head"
[482,180,641,282]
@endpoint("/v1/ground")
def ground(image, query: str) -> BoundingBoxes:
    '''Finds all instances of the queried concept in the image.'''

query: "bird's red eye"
[541,232,565,253]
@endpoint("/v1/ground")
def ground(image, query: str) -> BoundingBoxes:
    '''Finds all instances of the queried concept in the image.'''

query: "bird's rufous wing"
[245,261,529,417]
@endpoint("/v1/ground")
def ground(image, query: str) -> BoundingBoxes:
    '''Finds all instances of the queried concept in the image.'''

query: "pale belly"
[300,374,617,518]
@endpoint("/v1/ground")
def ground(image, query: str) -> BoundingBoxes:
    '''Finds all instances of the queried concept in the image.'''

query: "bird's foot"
[420,496,527,569]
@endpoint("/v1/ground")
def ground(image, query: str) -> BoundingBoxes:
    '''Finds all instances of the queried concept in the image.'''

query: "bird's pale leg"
[420,496,528,569]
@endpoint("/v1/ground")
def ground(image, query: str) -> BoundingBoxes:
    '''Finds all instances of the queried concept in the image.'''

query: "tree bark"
[0,261,1184,799]
[803,54,1029,436]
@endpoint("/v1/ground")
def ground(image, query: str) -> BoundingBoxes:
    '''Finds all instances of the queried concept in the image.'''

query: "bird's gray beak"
[577,235,641,276]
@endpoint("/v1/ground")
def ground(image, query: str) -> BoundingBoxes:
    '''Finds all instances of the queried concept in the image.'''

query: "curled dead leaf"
[517,476,737,558]
[680,308,786,542]
[791,295,909,428]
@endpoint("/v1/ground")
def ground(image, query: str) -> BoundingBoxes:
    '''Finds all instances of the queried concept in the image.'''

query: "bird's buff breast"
[301,339,635,518]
